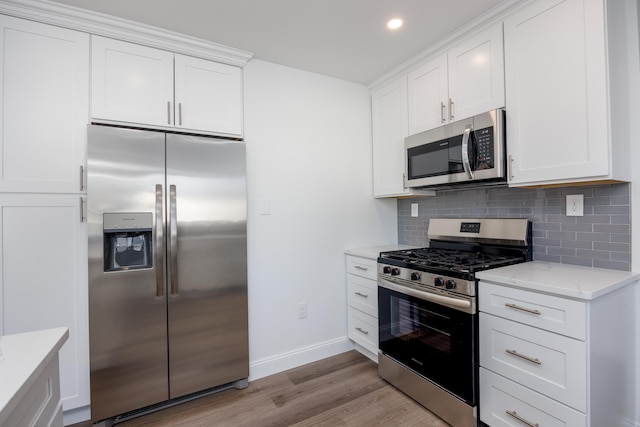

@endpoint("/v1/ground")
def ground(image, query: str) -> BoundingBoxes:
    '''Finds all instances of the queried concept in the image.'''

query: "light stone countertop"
[0,327,68,425]
[344,244,418,260]
[476,261,640,300]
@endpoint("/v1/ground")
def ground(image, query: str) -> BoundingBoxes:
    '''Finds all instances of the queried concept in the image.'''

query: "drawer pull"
[354,265,368,271]
[355,327,369,335]
[355,292,369,298]
[506,349,541,365]
[505,303,541,315]
[506,410,539,427]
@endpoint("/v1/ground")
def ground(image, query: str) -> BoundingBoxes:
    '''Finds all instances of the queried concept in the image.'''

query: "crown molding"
[0,0,254,67]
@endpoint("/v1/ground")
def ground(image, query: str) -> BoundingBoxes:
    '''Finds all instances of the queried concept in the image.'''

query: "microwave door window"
[448,135,464,173]
[408,139,450,179]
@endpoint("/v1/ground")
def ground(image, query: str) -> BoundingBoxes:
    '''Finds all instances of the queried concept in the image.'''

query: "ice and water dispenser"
[103,213,153,272]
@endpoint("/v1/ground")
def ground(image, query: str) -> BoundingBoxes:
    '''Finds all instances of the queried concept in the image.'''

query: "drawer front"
[346,255,377,280]
[479,281,586,340]
[347,274,378,317]
[347,307,378,355]
[480,368,586,427]
[479,313,587,412]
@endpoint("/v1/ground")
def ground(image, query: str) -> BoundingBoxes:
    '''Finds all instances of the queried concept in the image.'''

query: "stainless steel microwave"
[405,109,506,189]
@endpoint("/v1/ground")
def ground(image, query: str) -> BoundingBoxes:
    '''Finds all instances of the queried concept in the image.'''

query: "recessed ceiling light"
[387,18,403,30]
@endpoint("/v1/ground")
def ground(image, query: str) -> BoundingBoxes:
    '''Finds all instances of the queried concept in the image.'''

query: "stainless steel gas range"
[377,218,531,427]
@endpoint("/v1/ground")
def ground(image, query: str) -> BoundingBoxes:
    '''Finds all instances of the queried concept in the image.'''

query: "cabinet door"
[0,16,89,193]
[0,194,89,412]
[174,54,243,136]
[504,0,609,185]
[91,35,174,127]
[448,23,505,123]
[407,54,448,134]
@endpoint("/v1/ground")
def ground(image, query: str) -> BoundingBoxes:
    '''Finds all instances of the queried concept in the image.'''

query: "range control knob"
[410,272,421,281]
[383,266,392,274]
[434,277,445,287]
[445,279,457,290]
[391,268,401,276]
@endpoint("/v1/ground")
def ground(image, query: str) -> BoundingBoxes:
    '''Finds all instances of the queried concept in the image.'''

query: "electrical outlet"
[411,203,419,217]
[566,194,584,217]
[298,302,308,319]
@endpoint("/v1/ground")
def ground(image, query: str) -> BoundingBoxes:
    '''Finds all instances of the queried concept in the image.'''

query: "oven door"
[378,278,478,405]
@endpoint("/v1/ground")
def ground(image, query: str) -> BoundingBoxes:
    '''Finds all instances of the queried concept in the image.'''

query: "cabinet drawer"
[347,308,378,355]
[479,313,586,412]
[346,255,377,280]
[347,274,378,317]
[480,368,586,427]
[479,281,586,340]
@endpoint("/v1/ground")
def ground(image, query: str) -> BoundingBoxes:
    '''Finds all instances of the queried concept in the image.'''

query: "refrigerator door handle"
[169,184,179,295]
[155,184,165,297]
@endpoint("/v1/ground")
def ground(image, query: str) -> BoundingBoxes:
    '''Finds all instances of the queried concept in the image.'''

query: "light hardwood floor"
[72,350,450,426]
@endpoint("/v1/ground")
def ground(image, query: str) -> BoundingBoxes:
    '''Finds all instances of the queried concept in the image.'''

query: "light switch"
[411,203,419,217]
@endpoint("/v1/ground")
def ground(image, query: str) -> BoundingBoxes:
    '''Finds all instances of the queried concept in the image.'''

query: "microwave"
[405,109,506,189]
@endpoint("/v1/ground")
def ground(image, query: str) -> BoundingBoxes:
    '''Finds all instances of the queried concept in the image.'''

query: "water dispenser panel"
[103,213,153,272]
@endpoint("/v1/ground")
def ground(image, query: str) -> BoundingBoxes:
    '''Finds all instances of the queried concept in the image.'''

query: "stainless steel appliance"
[87,125,249,425]
[405,109,506,189]
[377,218,531,427]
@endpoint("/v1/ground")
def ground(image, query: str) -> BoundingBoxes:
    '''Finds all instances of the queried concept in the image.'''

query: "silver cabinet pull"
[448,98,454,121]
[505,303,541,315]
[169,184,178,295]
[506,410,539,427]
[440,101,446,123]
[355,327,369,335]
[508,154,514,180]
[167,101,171,125]
[178,102,182,126]
[355,292,369,298]
[506,349,541,365]
[354,265,368,271]
[79,165,85,191]
[155,184,164,297]
[79,196,84,223]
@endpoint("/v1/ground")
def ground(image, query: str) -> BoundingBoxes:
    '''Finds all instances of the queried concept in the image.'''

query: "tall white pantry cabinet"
[0,13,90,414]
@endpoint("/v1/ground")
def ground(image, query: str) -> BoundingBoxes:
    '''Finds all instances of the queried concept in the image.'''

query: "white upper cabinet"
[371,78,434,198]
[504,0,635,186]
[0,15,89,193]
[92,36,243,137]
[408,23,505,135]
[174,54,242,135]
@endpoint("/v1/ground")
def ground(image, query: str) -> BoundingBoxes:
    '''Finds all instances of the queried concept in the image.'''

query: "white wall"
[243,60,397,379]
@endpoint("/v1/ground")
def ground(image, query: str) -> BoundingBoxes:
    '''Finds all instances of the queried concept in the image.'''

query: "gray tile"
[593,242,630,253]
[593,206,629,215]
[593,259,630,271]
[561,223,592,232]
[533,253,562,263]
[576,249,611,260]
[593,224,630,234]
[576,232,611,242]
[561,256,593,267]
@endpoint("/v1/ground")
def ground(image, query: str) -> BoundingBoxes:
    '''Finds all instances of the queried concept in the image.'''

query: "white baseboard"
[63,405,90,425]
[249,336,354,381]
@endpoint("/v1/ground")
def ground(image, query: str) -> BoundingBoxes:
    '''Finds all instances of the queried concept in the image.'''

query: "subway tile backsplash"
[397,183,631,271]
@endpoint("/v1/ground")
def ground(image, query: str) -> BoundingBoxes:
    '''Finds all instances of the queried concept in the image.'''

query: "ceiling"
[47,0,507,85]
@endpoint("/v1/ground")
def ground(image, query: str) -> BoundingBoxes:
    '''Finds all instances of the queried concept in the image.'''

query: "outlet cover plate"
[566,194,584,216]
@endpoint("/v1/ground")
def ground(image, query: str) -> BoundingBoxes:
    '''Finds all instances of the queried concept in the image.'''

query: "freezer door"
[87,126,168,422]
[166,134,248,398]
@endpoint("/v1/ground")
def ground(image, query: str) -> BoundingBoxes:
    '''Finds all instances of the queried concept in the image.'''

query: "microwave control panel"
[475,127,494,169]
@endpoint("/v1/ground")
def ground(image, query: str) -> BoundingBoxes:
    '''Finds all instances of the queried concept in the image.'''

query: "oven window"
[393,297,451,356]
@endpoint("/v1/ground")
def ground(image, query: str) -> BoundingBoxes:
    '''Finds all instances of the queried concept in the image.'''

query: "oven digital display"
[460,222,481,233]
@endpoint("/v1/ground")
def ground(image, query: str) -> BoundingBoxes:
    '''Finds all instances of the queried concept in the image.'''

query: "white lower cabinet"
[0,194,89,413]
[345,254,379,360]
[479,279,636,427]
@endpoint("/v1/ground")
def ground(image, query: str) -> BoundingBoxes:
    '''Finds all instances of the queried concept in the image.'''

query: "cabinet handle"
[506,410,539,427]
[167,101,171,125]
[440,101,446,123]
[79,165,85,191]
[355,327,369,335]
[505,302,541,315]
[448,98,454,121]
[506,349,541,365]
[354,265,368,271]
[508,154,514,180]
[79,196,84,223]
[355,292,369,298]
[178,102,182,126]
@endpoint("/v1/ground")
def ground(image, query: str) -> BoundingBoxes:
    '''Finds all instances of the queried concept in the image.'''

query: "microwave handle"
[461,125,474,179]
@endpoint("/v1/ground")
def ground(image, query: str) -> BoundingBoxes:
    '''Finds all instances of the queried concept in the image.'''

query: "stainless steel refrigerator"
[87,125,249,424]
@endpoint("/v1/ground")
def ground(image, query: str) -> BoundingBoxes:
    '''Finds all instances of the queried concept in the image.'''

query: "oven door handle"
[378,278,474,314]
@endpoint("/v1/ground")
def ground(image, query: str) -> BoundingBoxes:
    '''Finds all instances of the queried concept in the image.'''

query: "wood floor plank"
[71,350,450,427]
